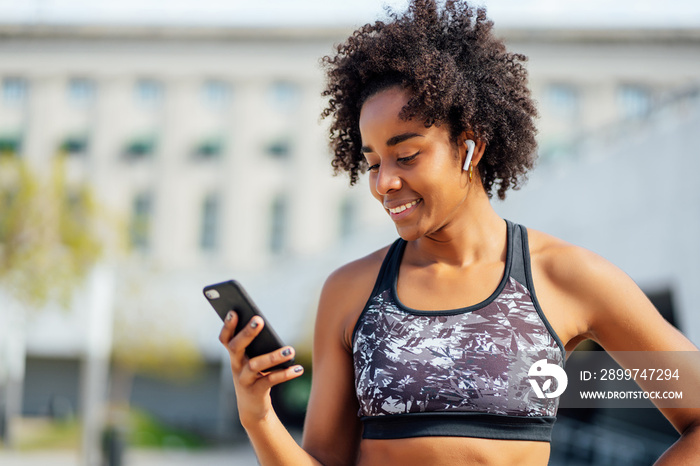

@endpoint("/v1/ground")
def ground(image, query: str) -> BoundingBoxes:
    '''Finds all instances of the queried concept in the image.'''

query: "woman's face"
[359,86,471,241]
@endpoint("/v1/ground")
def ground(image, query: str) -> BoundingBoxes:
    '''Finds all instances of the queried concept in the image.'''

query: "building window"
[193,136,224,160]
[617,84,651,119]
[2,77,28,105]
[265,138,292,158]
[200,194,220,251]
[339,197,356,240]
[68,78,96,106]
[135,79,164,107]
[545,83,579,122]
[268,81,301,114]
[59,135,89,156]
[269,195,288,254]
[202,80,231,110]
[123,135,157,160]
[130,192,153,251]
[0,134,22,157]
[64,188,92,227]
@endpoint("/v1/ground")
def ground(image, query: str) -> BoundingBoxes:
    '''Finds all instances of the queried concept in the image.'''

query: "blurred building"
[1,20,699,462]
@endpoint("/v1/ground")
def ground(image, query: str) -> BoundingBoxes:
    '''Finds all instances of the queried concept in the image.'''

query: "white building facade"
[0,23,699,457]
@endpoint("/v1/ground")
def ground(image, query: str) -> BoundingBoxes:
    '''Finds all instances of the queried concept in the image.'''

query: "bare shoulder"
[317,244,392,349]
[523,228,612,348]
[525,226,640,319]
[322,245,390,299]
[525,227,619,290]
[526,227,695,352]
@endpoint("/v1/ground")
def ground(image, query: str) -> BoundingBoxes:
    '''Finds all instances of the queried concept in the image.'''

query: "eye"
[367,163,380,172]
[398,152,419,164]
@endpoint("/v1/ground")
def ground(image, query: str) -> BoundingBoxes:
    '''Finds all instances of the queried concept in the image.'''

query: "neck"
[410,184,506,268]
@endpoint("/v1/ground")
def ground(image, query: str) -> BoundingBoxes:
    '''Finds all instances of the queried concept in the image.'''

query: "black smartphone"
[204,280,294,371]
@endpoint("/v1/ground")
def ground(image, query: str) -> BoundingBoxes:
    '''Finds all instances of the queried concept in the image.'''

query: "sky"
[0,0,699,29]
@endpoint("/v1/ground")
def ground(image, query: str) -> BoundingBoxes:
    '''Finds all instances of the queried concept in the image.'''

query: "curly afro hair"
[321,0,538,200]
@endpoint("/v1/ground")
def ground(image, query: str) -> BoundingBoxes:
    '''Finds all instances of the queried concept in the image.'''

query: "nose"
[374,164,402,195]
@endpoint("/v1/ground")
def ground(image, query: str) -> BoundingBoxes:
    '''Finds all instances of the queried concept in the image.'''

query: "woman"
[219,1,700,464]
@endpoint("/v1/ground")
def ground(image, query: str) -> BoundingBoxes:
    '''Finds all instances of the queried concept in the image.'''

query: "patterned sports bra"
[352,220,566,442]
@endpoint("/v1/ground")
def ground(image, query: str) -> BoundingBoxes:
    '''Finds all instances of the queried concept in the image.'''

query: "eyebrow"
[360,132,424,154]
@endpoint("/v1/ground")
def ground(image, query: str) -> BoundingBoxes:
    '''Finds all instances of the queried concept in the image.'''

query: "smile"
[387,199,421,215]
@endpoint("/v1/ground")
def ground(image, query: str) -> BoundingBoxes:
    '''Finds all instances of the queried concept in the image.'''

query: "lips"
[385,198,422,217]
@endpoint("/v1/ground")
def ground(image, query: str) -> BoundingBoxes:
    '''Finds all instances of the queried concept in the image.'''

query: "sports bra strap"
[509,222,528,289]
[369,238,404,298]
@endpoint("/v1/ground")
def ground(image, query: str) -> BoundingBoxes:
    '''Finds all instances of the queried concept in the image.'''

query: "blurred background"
[0,0,698,465]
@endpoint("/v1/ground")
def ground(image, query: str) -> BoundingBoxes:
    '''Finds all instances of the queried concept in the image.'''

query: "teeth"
[389,200,419,214]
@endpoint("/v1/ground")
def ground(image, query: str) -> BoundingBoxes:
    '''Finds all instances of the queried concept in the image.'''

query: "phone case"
[203,280,294,371]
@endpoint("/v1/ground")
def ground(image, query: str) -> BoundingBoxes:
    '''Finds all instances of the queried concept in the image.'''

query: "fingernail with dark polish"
[250,320,259,328]
[294,366,303,373]
[282,348,291,357]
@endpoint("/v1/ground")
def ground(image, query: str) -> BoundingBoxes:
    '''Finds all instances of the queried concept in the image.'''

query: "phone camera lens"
[205,289,220,299]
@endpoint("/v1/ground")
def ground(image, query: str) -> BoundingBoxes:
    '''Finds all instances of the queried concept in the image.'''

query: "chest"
[396,260,507,311]
[352,281,562,417]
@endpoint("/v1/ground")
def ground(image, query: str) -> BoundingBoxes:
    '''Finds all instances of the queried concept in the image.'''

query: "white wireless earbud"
[463,139,476,171]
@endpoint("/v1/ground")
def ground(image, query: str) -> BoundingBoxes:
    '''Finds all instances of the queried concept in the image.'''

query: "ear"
[458,132,486,171]
[463,140,476,171]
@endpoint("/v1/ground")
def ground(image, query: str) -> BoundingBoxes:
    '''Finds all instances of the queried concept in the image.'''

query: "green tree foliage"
[0,156,102,308]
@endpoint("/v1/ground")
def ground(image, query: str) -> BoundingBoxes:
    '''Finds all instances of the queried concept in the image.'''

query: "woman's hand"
[218,310,304,429]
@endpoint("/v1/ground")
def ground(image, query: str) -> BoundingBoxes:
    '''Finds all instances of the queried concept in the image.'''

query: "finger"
[239,346,296,386]
[218,311,239,346]
[259,365,305,389]
[249,346,296,374]
[227,315,265,360]
[238,364,269,386]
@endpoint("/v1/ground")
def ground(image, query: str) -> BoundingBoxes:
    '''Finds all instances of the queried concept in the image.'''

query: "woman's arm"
[531,234,700,464]
[301,263,373,465]
[302,250,386,464]
[219,311,322,465]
